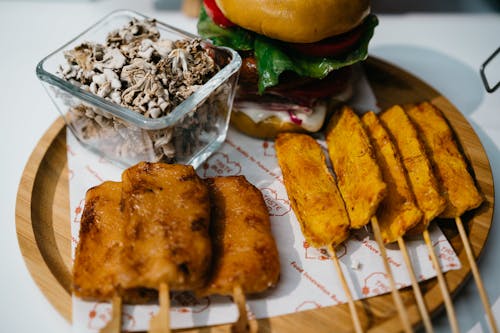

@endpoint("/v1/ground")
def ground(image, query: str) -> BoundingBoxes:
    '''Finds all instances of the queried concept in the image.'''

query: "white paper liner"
[69,66,461,332]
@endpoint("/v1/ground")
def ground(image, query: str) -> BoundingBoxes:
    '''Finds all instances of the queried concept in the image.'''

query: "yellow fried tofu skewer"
[325,107,387,230]
[326,107,412,333]
[361,111,423,243]
[275,132,363,333]
[406,102,483,219]
[379,105,447,235]
[275,133,350,248]
[407,102,496,333]
[361,110,425,333]
[380,105,455,333]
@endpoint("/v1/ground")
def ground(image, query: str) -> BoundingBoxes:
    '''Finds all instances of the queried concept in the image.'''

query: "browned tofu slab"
[407,102,483,218]
[325,106,387,229]
[361,111,423,243]
[120,162,212,291]
[199,176,280,296]
[275,132,350,248]
[380,105,446,234]
[73,181,155,303]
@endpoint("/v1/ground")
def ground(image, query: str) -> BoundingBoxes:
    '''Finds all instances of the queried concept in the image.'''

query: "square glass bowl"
[36,9,241,168]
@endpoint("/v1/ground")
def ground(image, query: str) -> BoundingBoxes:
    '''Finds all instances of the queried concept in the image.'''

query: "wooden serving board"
[16,57,494,332]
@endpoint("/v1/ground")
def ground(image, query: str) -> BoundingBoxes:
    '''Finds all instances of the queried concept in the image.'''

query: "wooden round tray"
[16,57,494,332]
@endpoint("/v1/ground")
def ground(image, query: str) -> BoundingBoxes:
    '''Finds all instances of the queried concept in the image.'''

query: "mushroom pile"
[59,18,219,118]
[56,18,229,164]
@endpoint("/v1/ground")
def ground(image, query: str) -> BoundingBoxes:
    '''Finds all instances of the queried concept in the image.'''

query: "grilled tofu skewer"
[120,162,213,333]
[326,107,413,333]
[407,102,496,333]
[379,105,451,333]
[73,181,157,333]
[275,133,363,333]
[73,181,126,333]
[198,176,281,333]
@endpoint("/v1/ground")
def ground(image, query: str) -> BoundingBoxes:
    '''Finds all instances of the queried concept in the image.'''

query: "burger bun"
[215,0,370,43]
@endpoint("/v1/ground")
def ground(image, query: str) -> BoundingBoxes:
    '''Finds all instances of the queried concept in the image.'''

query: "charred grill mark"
[179,173,196,182]
[130,179,163,195]
[80,198,98,234]
[244,214,262,228]
[129,221,146,240]
[178,262,190,276]
[137,288,157,298]
[103,243,119,262]
[191,217,207,231]
[132,183,155,194]
[254,243,272,258]
[141,162,155,174]
[131,259,146,275]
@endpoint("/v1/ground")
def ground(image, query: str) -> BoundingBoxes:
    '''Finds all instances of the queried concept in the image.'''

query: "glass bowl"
[36,9,241,168]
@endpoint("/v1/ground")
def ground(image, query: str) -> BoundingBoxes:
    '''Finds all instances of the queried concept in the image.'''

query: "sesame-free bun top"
[215,0,370,43]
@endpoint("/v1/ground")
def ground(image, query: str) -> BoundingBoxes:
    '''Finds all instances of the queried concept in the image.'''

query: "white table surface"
[0,1,499,332]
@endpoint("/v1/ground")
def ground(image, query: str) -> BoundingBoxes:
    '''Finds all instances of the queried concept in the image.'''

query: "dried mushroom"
[58,18,228,164]
[60,18,219,117]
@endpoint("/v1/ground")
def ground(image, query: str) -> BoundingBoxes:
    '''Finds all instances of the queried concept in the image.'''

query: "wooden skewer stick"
[370,216,413,333]
[231,285,256,333]
[422,229,459,333]
[149,282,171,333]
[99,295,122,333]
[328,244,364,333]
[397,237,434,333]
[455,216,498,333]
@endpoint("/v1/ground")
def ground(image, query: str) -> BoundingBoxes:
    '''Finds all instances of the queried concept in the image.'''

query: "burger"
[197,0,378,138]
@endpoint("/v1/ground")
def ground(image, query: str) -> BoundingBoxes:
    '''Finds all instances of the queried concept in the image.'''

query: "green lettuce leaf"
[255,15,378,93]
[197,6,254,51]
[197,7,378,93]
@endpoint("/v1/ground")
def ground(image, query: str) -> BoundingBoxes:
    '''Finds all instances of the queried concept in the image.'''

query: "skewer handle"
[329,244,364,333]
[232,285,256,333]
[99,295,122,333]
[370,217,413,333]
[149,282,171,333]
[398,237,434,333]
[423,229,460,333]
[455,217,498,333]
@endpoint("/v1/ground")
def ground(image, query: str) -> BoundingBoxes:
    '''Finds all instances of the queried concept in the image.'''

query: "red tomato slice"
[203,0,235,28]
[288,24,364,58]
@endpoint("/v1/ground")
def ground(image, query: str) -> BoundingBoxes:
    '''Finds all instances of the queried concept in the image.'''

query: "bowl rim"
[36,9,242,130]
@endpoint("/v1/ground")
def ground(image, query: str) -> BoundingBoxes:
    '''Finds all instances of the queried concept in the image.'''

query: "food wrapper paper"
[69,66,461,332]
